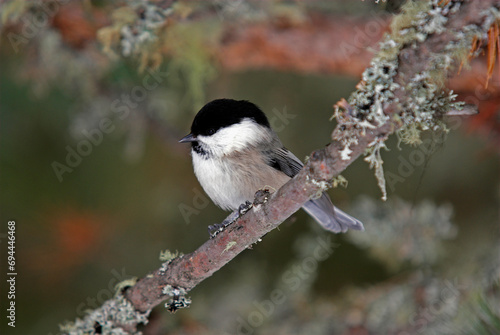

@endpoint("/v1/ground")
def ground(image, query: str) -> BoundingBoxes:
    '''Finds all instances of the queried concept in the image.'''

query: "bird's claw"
[208,201,253,238]
[238,201,253,215]
[208,223,225,238]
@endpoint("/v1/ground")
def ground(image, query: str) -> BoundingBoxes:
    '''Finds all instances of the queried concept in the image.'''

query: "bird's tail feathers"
[302,193,364,233]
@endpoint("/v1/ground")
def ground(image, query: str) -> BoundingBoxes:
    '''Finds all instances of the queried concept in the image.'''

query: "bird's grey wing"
[265,146,364,233]
[265,146,304,178]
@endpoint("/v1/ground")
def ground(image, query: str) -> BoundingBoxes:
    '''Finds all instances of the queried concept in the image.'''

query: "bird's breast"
[192,149,290,211]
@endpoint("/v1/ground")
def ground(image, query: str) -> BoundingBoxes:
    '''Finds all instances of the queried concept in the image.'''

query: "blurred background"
[0,1,499,334]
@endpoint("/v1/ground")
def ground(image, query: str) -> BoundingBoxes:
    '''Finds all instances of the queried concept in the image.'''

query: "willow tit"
[180,99,364,234]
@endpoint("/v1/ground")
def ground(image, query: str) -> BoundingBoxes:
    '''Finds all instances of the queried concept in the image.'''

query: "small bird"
[180,99,364,234]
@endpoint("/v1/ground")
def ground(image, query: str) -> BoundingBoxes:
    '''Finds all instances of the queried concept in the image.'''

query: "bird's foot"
[253,189,271,206]
[208,201,253,238]
[208,223,226,238]
[238,201,253,215]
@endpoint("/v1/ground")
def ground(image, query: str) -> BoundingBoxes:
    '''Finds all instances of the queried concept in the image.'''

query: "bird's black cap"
[190,99,270,136]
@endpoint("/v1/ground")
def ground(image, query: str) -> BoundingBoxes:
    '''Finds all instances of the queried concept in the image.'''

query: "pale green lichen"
[162,285,187,297]
[222,241,237,254]
[60,294,150,335]
[306,173,348,199]
[331,175,348,188]
[364,140,389,201]
[306,175,331,199]
[159,250,184,275]
[159,262,169,275]
[114,278,138,294]
[333,0,497,200]
[159,249,183,262]
[97,1,217,107]
[98,0,173,60]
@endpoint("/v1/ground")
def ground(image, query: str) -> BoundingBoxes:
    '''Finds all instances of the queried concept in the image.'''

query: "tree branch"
[125,0,498,314]
[62,0,499,333]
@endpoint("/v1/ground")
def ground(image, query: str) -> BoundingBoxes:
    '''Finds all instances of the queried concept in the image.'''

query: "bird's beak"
[179,133,197,143]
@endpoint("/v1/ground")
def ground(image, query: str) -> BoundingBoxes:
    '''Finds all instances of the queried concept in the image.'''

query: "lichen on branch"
[60,293,150,335]
[332,0,497,199]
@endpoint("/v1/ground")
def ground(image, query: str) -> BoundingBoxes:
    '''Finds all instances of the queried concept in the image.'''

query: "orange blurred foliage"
[51,2,108,49]
[27,206,113,285]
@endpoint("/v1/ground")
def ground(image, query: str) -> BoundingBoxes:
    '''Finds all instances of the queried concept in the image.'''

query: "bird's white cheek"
[197,120,270,156]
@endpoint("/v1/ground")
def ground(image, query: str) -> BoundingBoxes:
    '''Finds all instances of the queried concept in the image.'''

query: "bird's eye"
[207,128,215,135]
